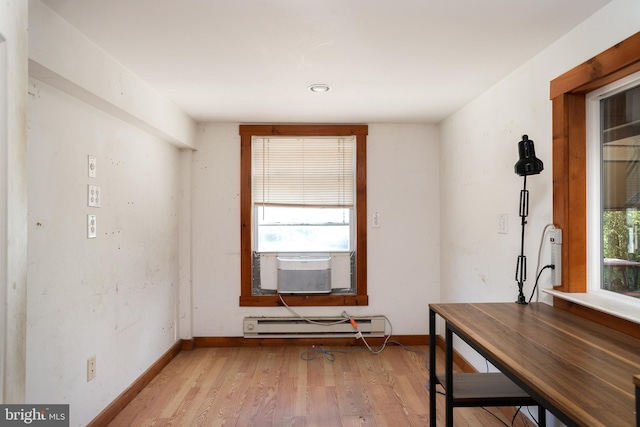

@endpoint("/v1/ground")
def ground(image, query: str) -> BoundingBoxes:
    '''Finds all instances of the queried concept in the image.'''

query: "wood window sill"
[239,294,369,307]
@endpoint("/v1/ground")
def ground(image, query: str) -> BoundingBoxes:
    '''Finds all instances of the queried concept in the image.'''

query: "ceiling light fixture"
[308,84,331,93]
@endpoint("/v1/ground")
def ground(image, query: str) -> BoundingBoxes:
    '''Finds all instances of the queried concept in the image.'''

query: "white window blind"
[252,136,355,208]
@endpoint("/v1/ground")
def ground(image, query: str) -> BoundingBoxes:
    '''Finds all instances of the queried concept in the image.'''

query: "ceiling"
[40,0,612,124]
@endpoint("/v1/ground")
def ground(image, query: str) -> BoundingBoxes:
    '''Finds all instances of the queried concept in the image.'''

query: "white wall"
[0,0,28,404]
[26,77,182,426]
[438,0,640,379]
[25,2,190,424]
[191,123,440,336]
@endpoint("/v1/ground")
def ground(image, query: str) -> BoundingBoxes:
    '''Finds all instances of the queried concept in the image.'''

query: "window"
[239,125,368,306]
[587,71,640,300]
[253,136,354,253]
[550,31,640,336]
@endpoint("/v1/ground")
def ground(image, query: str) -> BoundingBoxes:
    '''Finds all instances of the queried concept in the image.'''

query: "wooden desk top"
[430,302,640,427]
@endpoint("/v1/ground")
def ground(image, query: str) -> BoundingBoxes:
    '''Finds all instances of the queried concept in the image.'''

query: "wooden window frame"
[550,31,640,336]
[239,124,369,307]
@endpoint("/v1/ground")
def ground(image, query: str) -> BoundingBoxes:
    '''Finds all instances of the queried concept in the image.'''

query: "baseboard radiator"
[243,316,386,338]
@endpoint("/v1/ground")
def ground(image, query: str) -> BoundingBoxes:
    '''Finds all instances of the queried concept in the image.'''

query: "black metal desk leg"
[445,325,453,427]
[429,308,437,427]
[635,380,639,427]
[538,405,546,427]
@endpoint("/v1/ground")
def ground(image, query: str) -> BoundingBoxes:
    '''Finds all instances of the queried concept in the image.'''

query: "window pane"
[256,206,351,252]
[601,83,640,298]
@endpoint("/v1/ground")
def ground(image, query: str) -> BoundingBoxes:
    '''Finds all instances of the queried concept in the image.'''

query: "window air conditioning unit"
[277,256,331,294]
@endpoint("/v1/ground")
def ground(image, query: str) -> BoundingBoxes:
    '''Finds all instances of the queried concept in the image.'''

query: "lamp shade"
[514,134,544,176]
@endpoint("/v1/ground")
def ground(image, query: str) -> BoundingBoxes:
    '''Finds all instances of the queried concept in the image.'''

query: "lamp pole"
[513,134,543,304]
[515,175,529,304]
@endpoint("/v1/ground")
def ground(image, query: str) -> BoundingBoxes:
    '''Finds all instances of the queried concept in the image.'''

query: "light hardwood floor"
[107,345,536,427]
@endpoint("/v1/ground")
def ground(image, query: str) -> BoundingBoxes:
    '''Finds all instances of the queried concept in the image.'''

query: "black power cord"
[528,264,555,303]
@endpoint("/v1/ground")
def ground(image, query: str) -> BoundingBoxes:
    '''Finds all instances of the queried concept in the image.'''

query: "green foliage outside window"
[603,210,640,296]
[603,210,639,260]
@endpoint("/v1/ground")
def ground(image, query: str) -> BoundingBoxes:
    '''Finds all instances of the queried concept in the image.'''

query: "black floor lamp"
[513,135,544,304]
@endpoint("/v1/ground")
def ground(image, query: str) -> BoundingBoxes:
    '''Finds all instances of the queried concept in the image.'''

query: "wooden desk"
[428,303,640,427]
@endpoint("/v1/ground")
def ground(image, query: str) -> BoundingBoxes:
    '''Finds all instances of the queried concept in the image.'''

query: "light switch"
[88,155,97,178]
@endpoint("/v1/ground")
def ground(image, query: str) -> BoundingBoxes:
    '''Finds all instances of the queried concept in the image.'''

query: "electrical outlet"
[87,355,96,382]
[372,211,381,228]
[550,228,562,286]
[87,215,97,239]
[88,185,101,208]
[497,214,508,234]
